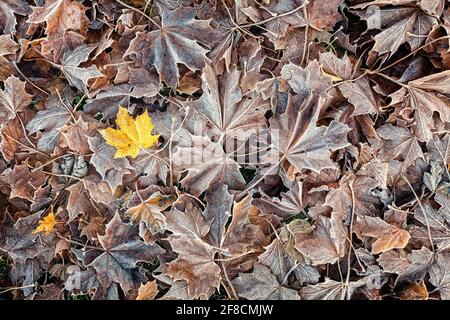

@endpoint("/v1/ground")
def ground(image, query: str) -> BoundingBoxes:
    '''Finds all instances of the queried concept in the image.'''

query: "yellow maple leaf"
[100,107,160,159]
[33,212,57,235]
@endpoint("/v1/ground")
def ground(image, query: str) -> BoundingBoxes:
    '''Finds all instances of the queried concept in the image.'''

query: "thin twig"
[219,256,238,300]
[0,284,36,295]
[300,5,309,67]
[41,171,83,181]
[15,112,38,149]
[116,0,161,28]
[56,88,77,122]
[57,235,101,251]
[239,2,308,29]
[12,62,50,96]
[403,176,436,253]
[2,132,49,158]
[342,178,357,300]
[376,35,450,73]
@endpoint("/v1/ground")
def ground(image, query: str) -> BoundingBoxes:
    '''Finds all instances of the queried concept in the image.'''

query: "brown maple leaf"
[232,263,300,300]
[0,0,32,34]
[0,76,32,124]
[126,186,177,234]
[88,213,165,293]
[354,215,411,254]
[268,96,350,174]
[125,5,218,88]
[28,0,90,57]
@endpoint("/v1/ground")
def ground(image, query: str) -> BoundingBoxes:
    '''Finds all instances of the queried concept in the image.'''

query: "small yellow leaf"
[136,280,158,300]
[320,65,342,82]
[33,212,57,235]
[99,107,160,159]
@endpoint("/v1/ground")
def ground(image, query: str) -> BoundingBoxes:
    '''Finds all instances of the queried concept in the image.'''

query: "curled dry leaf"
[126,187,177,234]
[136,280,159,300]
[399,280,429,300]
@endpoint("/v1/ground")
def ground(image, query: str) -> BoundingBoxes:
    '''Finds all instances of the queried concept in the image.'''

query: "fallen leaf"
[0,76,32,124]
[88,135,133,191]
[300,277,367,300]
[377,124,425,169]
[354,215,411,254]
[232,263,301,300]
[88,213,165,293]
[125,6,217,88]
[0,212,53,263]
[166,236,221,299]
[378,247,434,283]
[338,77,379,116]
[26,104,71,152]
[136,281,159,300]
[400,280,429,300]
[4,163,48,202]
[294,215,348,266]
[100,107,160,159]
[28,0,89,57]
[172,134,245,196]
[59,44,104,95]
[429,253,450,300]
[0,0,32,34]
[126,187,176,234]
[33,211,57,235]
[269,97,350,174]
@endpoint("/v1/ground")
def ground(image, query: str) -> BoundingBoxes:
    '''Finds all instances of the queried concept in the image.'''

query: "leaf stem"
[12,62,50,96]
[403,176,436,253]
[116,0,161,29]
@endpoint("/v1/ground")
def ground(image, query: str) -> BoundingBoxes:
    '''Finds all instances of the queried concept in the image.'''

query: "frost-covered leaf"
[88,213,165,293]
[125,6,217,88]
[0,76,32,124]
[232,263,301,300]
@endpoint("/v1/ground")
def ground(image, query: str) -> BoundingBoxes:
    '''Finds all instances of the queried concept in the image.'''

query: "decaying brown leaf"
[125,6,217,88]
[87,213,165,293]
[232,263,301,300]
[0,76,32,124]
[354,215,411,254]
[136,281,159,300]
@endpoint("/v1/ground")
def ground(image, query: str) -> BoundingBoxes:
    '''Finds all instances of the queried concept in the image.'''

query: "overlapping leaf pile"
[0,0,450,300]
